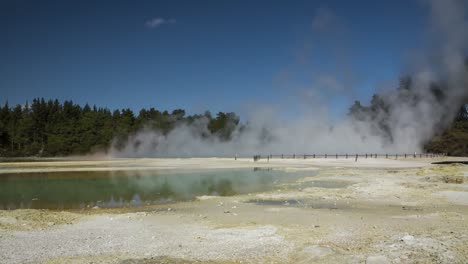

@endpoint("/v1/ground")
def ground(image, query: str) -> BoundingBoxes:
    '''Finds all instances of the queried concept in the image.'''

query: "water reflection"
[0,169,307,210]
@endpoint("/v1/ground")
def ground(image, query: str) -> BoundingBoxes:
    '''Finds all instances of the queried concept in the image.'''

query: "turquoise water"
[0,168,308,210]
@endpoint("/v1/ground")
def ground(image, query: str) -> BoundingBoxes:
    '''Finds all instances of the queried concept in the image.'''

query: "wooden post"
[386,154,388,159]
[355,154,358,162]
[346,154,348,159]
[325,154,327,158]
[313,154,315,158]
[293,154,295,159]
[365,153,367,159]
[304,154,306,159]
[395,154,398,159]
[281,154,283,159]
[336,154,338,159]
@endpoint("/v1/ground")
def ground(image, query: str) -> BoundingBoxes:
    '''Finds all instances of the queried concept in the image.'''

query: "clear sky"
[1,0,427,116]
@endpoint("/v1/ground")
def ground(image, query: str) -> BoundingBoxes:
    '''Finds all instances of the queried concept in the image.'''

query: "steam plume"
[109,0,468,158]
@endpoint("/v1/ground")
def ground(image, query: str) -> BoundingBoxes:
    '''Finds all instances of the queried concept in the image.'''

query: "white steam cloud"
[111,0,468,157]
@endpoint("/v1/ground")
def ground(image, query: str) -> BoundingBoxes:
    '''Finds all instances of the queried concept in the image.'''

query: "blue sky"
[1,0,427,117]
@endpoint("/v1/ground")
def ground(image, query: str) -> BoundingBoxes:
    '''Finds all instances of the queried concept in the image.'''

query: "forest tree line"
[0,98,240,157]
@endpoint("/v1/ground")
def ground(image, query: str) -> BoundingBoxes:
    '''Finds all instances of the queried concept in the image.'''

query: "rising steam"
[108,0,468,158]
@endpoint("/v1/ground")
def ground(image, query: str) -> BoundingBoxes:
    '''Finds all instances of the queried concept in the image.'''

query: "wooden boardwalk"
[252,153,446,161]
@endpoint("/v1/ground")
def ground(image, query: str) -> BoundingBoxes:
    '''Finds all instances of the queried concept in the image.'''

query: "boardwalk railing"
[252,153,446,161]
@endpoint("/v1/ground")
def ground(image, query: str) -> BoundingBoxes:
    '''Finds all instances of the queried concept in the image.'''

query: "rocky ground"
[0,158,467,263]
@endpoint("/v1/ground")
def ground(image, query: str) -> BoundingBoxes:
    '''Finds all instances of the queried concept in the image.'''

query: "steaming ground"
[1,157,468,263]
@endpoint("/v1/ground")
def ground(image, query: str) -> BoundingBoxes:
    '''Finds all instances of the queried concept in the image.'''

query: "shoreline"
[0,158,467,263]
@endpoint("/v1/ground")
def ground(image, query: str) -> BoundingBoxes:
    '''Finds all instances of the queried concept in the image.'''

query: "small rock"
[92,206,100,209]
[224,210,230,214]
[231,206,237,209]
[401,235,414,243]
[366,255,390,264]
[314,225,320,228]
[167,208,172,211]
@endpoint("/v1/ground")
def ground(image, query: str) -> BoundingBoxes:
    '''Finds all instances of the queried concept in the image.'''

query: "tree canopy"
[0,98,239,157]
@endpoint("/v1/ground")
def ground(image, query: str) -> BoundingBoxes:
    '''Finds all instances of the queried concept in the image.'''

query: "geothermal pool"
[0,168,308,210]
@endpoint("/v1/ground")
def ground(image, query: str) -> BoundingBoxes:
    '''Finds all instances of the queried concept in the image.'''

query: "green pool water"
[0,168,309,210]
